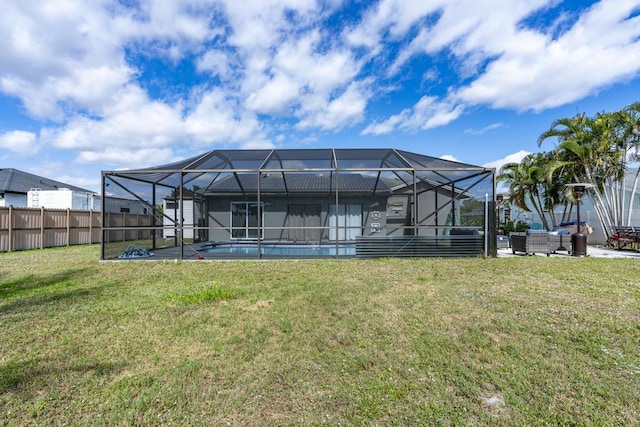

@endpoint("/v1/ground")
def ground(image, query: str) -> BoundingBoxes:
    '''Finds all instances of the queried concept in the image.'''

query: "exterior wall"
[386,187,461,237]
[163,200,195,239]
[204,190,459,241]
[27,189,101,211]
[0,193,28,207]
[206,195,390,242]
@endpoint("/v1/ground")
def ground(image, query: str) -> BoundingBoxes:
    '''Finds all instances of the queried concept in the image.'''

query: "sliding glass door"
[329,204,362,240]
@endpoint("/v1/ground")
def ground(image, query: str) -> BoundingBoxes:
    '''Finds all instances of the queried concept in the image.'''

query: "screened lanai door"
[329,204,362,240]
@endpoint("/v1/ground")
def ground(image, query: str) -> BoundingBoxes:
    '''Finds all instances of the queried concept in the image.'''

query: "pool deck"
[497,245,640,259]
[107,242,640,260]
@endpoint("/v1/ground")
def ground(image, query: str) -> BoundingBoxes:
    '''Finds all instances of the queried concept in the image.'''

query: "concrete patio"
[498,245,640,259]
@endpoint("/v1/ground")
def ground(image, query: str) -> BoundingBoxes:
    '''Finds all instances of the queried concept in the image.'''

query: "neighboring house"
[0,168,150,213]
[103,196,149,215]
[0,168,97,209]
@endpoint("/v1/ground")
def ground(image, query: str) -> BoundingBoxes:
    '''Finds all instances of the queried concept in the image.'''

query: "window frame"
[230,201,264,240]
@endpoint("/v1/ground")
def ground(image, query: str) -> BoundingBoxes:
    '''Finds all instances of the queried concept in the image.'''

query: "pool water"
[199,243,355,257]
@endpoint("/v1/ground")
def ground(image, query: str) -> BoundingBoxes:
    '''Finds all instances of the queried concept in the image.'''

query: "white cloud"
[244,28,364,128]
[464,123,505,135]
[196,50,234,80]
[387,0,552,75]
[482,150,531,171]
[246,73,301,114]
[47,86,184,151]
[357,0,640,132]
[77,147,176,169]
[0,130,39,155]
[52,174,101,193]
[439,154,459,162]
[35,85,190,168]
[457,0,640,111]
[296,81,369,131]
[345,0,450,52]
[222,0,319,51]
[185,88,268,146]
[0,1,134,120]
[362,96,465,135]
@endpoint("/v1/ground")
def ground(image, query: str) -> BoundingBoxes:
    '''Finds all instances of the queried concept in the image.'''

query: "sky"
[1,0,640,193]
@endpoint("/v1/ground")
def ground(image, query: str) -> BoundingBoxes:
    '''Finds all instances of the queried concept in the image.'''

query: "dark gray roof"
[0,168,93,194]
[206,173,392,194]
[104,148,493,191]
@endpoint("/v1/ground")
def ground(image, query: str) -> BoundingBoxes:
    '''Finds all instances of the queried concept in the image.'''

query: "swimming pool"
[198,242,355,257]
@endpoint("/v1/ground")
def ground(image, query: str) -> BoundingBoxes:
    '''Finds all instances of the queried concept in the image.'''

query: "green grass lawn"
[1,246,639,426]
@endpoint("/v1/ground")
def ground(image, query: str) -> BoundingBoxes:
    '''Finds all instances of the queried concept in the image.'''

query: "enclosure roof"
[103,148,492,189]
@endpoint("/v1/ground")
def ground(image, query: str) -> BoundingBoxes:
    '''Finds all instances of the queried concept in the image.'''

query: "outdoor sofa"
[510,229,571,256]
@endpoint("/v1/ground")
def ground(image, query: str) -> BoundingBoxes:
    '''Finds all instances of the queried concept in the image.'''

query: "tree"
[501,103,640,239]
[537,110,631,238]
[497,153,554,231]
[620,103,640,225]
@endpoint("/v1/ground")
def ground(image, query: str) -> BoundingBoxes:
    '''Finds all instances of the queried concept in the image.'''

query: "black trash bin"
[571,233,587,257]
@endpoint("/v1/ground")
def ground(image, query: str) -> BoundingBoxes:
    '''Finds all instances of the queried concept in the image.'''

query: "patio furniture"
[548,234,571,253]
[609,226,640,251]
[510,230,571,256]
[497,235,510,249]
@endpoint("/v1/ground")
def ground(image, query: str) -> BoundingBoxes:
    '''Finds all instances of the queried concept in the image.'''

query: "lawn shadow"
[0,268,90,299]
[0,356,125,394]
[0,268,117,315]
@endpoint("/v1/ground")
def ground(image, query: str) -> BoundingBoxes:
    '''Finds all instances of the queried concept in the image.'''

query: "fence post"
[40,206,45,249]
[89,210,93,244]
[8,205,13,252]
[66,208,71,246]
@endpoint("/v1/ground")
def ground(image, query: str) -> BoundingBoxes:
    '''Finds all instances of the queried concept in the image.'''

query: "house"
[101,149,497,259]
[0,168,97,209]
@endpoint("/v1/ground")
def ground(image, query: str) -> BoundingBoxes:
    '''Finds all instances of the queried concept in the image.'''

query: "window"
[231,202,263,239]
[120,207,130,213]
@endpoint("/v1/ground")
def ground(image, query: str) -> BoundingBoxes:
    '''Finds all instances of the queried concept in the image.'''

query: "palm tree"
[498,153,553,230]
[621,103,640,225]
[537,111,625,238]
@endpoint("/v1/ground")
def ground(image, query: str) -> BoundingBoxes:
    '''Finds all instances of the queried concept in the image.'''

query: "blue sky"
[1,0,639,192]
